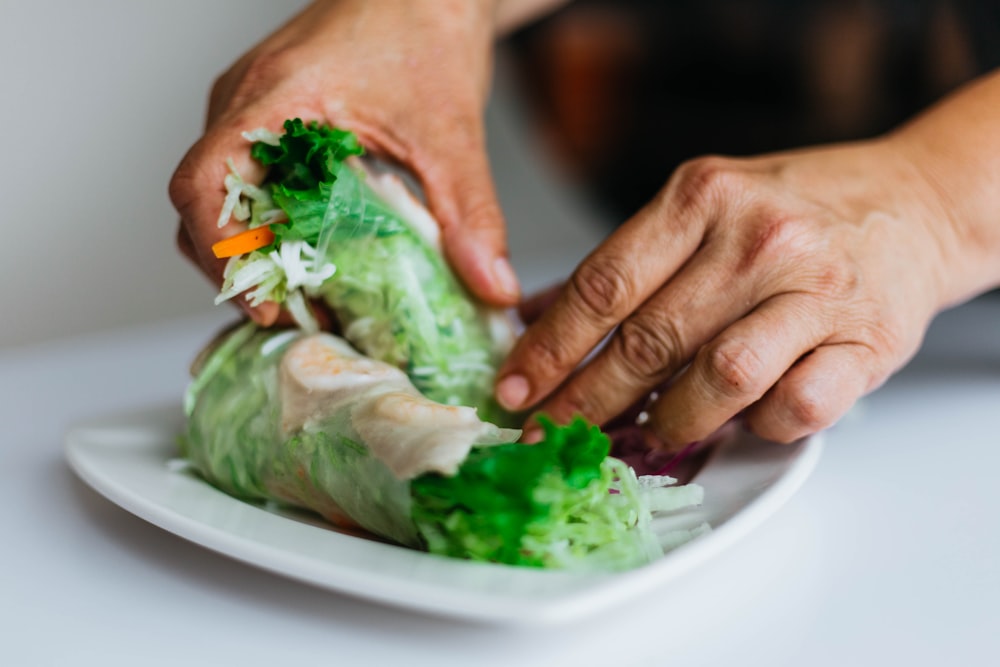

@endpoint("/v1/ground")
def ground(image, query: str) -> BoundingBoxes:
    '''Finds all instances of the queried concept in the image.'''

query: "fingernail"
[492,257,520,299]
[521,427,543,444]
[496,374,530,410]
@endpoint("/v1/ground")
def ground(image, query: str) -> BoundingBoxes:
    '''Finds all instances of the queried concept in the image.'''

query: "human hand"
[497,138,971,447]
[169,0,519,325]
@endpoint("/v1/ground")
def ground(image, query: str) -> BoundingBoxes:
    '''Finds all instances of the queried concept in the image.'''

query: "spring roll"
[213,120,513,424]
[183,323,704,570]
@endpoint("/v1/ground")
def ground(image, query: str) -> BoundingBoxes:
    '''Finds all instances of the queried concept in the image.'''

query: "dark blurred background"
[508,0,1000,221]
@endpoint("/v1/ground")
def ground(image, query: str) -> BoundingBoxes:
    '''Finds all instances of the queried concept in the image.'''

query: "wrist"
[884,71,1000,307]
[884,130,1000,309]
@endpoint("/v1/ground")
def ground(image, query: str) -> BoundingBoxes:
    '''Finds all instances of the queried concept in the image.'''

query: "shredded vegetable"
[212,226,276,258]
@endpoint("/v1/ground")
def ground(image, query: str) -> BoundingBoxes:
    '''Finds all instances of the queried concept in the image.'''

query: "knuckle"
[854,317,906,359]
[521,332,574,380]
[615,315,680,380]
[679,156,735,189]
[167,163,197,215]
[739,211,863,299]
[810,260,859,299]
[701,338,768,398]
[739,211,807,268]
[568,258,635,320]
[228,49,296,107]
[457,193,503,234]
[668,156,741,213]
[781,384,831,435]
[168,147,216,221]
[555,387,599,422]
[208,72,234,116]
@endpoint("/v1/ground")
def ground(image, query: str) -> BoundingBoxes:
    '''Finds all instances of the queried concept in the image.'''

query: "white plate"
[65,403,821,625]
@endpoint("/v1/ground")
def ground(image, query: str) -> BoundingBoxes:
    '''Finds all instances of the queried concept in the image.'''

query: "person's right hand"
[169,0,521,325]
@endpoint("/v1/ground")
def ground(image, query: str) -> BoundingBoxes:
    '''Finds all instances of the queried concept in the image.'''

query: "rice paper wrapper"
[182,323,519,547]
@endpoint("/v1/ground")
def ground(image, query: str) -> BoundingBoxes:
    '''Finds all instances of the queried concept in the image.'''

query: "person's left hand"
[495,138,968,447]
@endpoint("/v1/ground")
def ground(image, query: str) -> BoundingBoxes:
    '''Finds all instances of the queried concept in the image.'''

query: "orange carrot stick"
[211,227,276,258]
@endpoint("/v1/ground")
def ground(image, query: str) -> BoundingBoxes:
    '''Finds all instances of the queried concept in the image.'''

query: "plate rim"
[65,402,823,625]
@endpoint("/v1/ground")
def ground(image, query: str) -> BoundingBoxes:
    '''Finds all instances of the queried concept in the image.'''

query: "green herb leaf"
[251,118,363,190]
[411,416,660,570]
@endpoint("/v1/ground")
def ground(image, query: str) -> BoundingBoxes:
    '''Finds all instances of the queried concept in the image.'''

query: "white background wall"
[0,1,610,349]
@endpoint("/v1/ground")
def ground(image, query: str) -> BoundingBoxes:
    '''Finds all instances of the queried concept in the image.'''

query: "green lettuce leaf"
[250,118,364,190]
[411,416,662,570]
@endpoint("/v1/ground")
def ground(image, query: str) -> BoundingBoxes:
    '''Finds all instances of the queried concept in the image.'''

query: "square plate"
[65,403,821,625]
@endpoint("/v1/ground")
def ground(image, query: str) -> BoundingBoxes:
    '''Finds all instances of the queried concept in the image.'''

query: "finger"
[421,139,521,307]
[176,224,197,264]
[170,108,295,324]
[647,292,831,449]
[743,343,876,443]
[495,195,708,412]
[518,282,564,324]
[178,220,280,323]
[529,246,755,428]
[170,136,265,280]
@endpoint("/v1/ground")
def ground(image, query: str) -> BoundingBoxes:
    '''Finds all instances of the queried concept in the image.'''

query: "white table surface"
[3,297,998,666]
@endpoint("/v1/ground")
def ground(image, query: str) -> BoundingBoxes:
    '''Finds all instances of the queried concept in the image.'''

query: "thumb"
[422,143,520,307]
